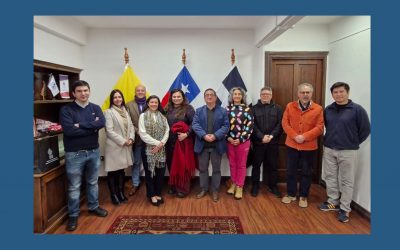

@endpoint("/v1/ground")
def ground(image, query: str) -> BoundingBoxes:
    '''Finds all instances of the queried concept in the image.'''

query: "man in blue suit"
[192,88,229,202]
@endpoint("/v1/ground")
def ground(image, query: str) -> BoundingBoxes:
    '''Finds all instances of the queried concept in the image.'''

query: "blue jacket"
[60,102,106,152]
[323,100,370,150]
[192,105,229,155]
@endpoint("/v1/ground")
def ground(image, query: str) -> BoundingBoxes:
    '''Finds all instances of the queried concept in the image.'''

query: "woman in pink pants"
[226,87,253,199]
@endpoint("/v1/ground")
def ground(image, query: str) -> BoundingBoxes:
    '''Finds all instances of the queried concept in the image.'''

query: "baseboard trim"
[319,180,370,221]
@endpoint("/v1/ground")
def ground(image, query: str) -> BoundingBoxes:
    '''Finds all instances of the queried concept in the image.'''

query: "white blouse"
[138,111,169,146]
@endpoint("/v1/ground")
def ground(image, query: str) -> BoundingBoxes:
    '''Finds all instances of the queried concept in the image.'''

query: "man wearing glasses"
[192,88,229,202]
[250,87,283,198]
[281,83,324,208]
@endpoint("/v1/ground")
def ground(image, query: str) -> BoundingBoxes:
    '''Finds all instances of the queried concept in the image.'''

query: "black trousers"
[286,146,316,197]
[251,143,279,188]
[143,163,166,198]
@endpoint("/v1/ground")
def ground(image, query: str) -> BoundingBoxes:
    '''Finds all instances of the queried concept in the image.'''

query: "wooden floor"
[53,179,370,234]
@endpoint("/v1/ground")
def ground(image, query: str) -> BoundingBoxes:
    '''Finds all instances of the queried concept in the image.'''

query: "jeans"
[286,146,316,197]
[131,144,144,187]
[65,148,100,217]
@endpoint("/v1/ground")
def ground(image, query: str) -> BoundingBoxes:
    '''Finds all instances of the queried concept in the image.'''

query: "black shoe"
[66,216,78,231]
[176,192,186,198]
[157,197,164,204]
[88,207,108,217]
[268,186,282,198]
[111,194,121,205]
[168,187,176,195]
[251,183,259,197]
[117,192,128,203]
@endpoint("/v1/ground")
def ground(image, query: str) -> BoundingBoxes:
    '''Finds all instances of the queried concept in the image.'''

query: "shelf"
[34,99,73,104]
[34,131,63,140]
[34,159,65,177]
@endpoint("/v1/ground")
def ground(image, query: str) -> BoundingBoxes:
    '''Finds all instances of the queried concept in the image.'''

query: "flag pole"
[124,48,130,65]
[231,48,235,65]
[182,48,186,65]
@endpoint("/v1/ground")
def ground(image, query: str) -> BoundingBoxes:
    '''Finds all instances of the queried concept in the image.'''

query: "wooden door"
[265,52,328,183]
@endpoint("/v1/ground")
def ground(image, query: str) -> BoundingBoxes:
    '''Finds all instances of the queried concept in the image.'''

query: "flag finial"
[182,49,186,65]
[124,48,130,64]
[231,49,235,65]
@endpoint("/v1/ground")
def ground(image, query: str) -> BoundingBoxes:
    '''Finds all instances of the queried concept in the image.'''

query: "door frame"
[264,51,328,184]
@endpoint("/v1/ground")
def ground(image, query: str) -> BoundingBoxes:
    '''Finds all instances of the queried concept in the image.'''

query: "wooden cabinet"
[34,163,67,233]
[33,60,82,233]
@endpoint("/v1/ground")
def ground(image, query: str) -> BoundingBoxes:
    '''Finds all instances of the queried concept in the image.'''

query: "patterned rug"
[106,215,244,234]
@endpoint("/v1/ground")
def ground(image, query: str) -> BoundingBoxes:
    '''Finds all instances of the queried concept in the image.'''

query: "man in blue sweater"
[319,82,370,223]
[60,80,108,231]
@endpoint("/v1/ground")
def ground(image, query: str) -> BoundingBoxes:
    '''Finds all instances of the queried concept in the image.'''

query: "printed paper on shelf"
[59,74,70,98]
[47,74,59,97]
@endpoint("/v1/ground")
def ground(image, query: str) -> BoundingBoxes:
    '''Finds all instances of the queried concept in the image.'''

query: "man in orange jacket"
[281,83,324,208]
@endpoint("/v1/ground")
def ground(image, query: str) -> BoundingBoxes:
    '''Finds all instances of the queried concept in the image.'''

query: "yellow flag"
[101,64,148,111]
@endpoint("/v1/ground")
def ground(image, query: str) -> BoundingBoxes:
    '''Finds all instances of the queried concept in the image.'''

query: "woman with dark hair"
[139,95,169,206]
[226,87,253,200]
[104,89,135,205]
[165,89,196,198]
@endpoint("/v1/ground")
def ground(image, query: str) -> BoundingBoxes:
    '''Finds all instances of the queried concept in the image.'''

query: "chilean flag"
[161,66,201,108]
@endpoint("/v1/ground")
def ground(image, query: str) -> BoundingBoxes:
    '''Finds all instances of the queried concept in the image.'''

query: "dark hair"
[166,89,189,117]
[144,95,165,114]
[330,82,350,93]
[260,86,273,93]
[109,89,126,108]
[204,88,217,97]
[72,80,90,92]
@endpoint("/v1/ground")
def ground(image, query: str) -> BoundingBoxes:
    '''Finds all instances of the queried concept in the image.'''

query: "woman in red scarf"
[165,89,197,198]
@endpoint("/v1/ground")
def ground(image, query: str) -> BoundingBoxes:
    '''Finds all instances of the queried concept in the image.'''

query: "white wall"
[34,27,84,69]
[326,16,371,211]
[81,28,257,176]
[82,28,255,107]
[34,16,86,69]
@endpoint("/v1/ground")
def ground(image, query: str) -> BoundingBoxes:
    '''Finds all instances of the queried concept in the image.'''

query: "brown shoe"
[196,190,207,199]
[128,186,138,196]
[211,192,219,202]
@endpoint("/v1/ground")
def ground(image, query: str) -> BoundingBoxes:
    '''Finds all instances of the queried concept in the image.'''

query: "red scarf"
[168,121,197,189]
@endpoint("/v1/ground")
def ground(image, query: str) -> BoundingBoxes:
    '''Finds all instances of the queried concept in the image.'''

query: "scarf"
[168,121,197,189]
[143,111,167,177]
[135,96,147,113]
[112,105,128,132]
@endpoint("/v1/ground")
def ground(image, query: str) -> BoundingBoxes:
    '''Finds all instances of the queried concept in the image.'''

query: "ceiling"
[71,16,343,29]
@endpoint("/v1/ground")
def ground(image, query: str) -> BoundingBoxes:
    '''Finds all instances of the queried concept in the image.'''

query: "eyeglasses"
[261,93,272,96]
[299,91,311,95]
[205,93,215,97]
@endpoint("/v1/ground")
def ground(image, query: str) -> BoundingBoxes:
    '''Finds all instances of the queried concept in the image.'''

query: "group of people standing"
[59,80,370,231]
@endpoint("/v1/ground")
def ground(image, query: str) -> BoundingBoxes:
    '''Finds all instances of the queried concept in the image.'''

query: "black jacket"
[251,100,283,145]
